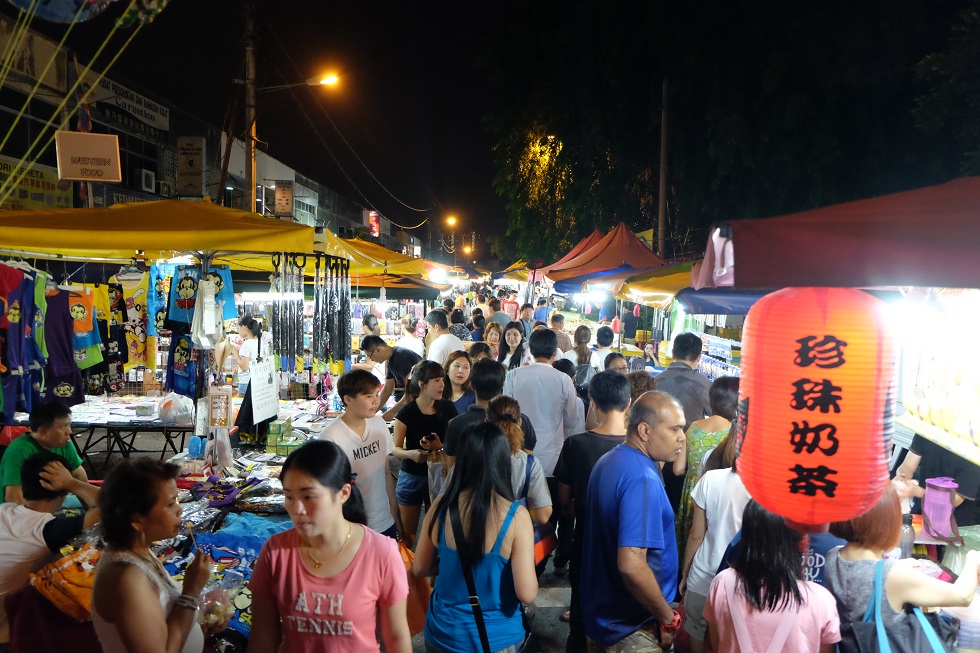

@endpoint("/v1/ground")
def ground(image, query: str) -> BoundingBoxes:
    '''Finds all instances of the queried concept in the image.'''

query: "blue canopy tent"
[673,287,770,315]
[552,264,642,294]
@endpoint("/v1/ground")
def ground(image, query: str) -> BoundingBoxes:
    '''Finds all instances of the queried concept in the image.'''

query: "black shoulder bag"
[450,500,494,653]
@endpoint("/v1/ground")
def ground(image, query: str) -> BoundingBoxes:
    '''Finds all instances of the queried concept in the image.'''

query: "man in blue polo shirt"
[581,391,686,652]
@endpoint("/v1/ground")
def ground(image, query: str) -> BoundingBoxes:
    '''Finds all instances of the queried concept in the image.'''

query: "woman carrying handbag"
[826,483,978,652]
[414,422,537,653]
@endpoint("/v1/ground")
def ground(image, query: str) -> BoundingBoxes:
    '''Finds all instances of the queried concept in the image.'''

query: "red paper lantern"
[736,287,896,526]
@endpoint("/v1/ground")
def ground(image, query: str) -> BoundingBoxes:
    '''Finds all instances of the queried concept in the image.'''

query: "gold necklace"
[306,522,353,569]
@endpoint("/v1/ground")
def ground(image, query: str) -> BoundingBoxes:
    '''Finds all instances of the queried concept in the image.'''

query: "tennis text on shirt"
[285,591,353,637]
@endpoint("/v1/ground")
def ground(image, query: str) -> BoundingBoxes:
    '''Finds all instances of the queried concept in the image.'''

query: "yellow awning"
[615,262,698,308]
[0,199,314,259]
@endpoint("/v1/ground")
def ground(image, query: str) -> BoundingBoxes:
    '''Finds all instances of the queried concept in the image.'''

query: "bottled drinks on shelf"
[899,513,915,558]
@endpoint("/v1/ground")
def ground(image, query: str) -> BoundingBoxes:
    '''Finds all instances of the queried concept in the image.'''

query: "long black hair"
[281,441,367,525]
[498,321,528,370]
[732,500,804,611]
[430,421,514,568]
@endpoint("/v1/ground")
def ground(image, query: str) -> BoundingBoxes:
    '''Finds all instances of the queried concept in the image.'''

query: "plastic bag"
[398,541,430,636]
[199,570,246,632]
[159,392,195,426]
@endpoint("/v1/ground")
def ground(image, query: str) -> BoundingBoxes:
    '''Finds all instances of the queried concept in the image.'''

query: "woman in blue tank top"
[414,422,537,653]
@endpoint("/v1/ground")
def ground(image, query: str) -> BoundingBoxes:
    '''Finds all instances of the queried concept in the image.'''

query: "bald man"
[580,391,686,653]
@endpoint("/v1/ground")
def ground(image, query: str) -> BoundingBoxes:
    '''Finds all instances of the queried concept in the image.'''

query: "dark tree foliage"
[483,0,967,263]
[915,0,980,174]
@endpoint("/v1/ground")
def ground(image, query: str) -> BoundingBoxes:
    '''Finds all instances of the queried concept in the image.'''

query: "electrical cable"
[0,6,144,202]
[265,22,434,214]
[0,0,86,156]
[0,0,39,91]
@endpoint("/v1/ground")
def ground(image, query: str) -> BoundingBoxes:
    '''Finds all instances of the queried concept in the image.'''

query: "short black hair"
[21,451,70,501]
[470,358,506,401]
[29,402,71,432]
[442,298,455,310]
[337,369,381,404]
[528,328,558,359]
[471,307,483,317]
[360,334,385,354]
[552,358,576,379]
[425,310,449,329]
[672,332,703,362]
[450,308,466,325]
[488,298,501,311]
[596,326,614,347]
[589,370,631,412]
[520,303,533,311]
[472,315,486,329]
[604,352,628,369]
[550,312,564,326]
[537,298,547,306]
[362,314,378,330]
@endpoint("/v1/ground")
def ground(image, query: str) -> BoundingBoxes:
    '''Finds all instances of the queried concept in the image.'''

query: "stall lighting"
[240,292,305,302]
[429,268,448,283]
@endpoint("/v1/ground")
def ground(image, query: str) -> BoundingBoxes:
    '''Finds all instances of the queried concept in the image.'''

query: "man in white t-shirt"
[424,310,464,366]
[318,370,402,539]
[1,452,101,646]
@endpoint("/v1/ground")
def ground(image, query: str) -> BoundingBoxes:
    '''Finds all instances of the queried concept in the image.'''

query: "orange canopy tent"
[545,222,667,282]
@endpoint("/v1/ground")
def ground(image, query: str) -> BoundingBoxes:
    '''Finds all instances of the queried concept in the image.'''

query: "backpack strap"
[724,570,799,653]
[522,454,533,502]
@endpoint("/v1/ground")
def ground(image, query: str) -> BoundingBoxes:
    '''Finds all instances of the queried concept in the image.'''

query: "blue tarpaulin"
[674,287,770,315]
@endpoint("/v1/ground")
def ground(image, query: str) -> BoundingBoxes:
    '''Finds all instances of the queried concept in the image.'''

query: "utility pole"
[244,0,257,213]
[657,78,668,258]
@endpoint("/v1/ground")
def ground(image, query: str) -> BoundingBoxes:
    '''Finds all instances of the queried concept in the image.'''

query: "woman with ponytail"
[248,441,411,653]
[415,422,537,653]
[486,396,552,526]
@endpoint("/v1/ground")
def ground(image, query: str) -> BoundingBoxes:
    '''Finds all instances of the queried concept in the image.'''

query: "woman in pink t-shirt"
[248,441,411,653]
[703,501,841,653]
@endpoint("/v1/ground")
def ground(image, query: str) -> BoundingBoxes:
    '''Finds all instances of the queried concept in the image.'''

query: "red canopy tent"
[534,229,605,280]
[545,222,667,282]
[692,177,980,289]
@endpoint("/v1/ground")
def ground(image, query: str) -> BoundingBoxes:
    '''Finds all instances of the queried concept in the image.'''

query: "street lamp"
[255,74,340,94]
[442,215,458,269]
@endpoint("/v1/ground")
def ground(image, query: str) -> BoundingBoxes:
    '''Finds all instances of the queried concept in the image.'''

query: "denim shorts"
[395,470,428,507]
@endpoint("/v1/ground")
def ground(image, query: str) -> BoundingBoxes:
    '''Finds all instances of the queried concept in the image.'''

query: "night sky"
[28,0,510,246]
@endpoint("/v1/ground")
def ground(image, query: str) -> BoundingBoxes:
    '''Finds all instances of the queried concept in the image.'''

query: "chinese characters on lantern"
[788,335,848,498]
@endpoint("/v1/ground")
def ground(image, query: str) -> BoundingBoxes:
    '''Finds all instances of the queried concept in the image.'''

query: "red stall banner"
[736,287,896,527]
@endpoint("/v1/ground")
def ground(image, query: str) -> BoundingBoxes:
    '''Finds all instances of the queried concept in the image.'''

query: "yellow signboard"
[0,156,73,211]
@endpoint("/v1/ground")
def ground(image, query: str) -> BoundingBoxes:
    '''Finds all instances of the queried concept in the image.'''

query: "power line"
[266,22,433,215]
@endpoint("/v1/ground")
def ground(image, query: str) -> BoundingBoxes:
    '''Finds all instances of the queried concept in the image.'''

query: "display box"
[268,418,292,435]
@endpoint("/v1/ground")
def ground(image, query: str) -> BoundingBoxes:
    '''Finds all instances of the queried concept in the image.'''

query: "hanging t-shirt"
[68,288,101,352]
[202,266,237,320]
[166,333,197,398]
[3,271,32,375]
[147,262,176,337]
[0,264,23,330]
[32,271,48,363]
[109,273,149,371]
[106,283,129,326]
[38,290,85,408]
[167,267,201,327]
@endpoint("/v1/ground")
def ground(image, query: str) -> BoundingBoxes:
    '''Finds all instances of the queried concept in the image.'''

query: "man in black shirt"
[360,335,422,414]
[553,371,632,653]
[443,358,536,463]
[897,434,980,528]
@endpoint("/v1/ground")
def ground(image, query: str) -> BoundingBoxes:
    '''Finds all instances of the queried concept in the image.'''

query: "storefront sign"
[177,136,205,197]
[274,180,294,218]
[88,182,156,208]
[0,155,73,211]
[367,210,380,237]
[79,72,170,140]
[0,22,66,102]
[55,131,122,182]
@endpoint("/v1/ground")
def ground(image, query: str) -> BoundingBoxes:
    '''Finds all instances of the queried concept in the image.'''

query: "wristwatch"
[659,610,682,633]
